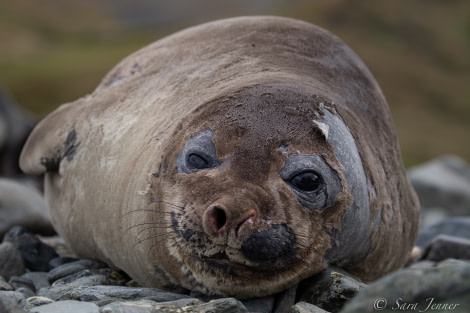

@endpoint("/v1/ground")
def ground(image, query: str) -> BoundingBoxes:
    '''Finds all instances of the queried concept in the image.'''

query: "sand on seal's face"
[20,16,420,298]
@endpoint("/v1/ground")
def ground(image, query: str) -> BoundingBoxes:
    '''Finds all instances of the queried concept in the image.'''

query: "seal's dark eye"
[290,171,322,192]
[188,153,209,170]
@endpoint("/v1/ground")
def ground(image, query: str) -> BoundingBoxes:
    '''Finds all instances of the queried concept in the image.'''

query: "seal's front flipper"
[19,101,84,176]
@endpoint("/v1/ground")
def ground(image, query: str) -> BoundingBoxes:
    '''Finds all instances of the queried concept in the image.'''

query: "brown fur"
[20,16,419,298]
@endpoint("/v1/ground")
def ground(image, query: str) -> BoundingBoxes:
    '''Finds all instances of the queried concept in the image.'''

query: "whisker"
[131,231,176,251]
[122,222,171,238]
[146,234,179,259]
[120,209,180,218]
[135,225,173,236]
[153,200,185,211]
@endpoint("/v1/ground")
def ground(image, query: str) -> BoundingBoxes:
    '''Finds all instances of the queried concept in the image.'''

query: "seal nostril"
[211,206,227,231]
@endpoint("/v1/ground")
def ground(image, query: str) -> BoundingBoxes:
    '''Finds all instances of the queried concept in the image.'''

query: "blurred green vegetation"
[0,0,469,166]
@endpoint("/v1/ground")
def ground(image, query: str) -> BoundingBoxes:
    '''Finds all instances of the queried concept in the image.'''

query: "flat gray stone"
[28,300,99,313]
[52,272,111,287]
[340,259,470,313]
[47,259,107,283]
[184,298,248,313]
[101,298,200,313]
[289,301,330,313]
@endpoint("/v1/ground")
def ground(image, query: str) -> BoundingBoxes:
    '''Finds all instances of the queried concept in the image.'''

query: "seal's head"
[20,16,419,298]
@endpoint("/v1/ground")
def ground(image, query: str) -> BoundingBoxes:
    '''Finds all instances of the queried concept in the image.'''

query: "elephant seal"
[20,16,419,298]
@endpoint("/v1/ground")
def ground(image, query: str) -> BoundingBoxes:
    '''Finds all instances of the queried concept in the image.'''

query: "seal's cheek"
[240,224,297,264]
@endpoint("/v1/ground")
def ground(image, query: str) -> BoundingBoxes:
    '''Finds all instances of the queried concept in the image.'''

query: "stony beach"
[0,155,469,313]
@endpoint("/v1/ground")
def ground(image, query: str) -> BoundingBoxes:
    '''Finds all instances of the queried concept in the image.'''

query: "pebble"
[289,301,329,313]
[23,296,55,311]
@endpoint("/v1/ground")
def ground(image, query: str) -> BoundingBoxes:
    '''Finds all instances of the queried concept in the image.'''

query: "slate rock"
[51,270,96,286]
[0,179,53,239]
[28,299,99,313]
[184,298,248,313]
[340,259,470,313]
[3,226,58,272]
[416,217,470,248]
[289,301,330,313]
[0,242,26,280]
[408,155,470,226]
[296,266,366,313]
[47,259,107,283]
[101,298,201,313]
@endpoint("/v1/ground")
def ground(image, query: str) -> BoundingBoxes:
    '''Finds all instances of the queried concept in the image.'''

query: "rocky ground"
[0,155,469,313]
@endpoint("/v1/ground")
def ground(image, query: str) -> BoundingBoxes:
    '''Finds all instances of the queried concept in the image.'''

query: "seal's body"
[20,16,419,298]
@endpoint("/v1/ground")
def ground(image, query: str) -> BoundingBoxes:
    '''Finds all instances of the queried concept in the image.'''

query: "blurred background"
[0,0,469,167]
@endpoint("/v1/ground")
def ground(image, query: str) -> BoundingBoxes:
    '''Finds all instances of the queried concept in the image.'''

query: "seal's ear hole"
[279,154,342,211]
[177,130,221,174]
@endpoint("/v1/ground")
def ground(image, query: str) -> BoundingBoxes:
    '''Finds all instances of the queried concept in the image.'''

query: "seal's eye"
[279,154,342,211]
[290,171,322,192]
[177,130,221,174]
[187,153,209,170]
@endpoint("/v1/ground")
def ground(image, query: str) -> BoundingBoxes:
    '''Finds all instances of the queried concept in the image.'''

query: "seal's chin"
[184,251,303,298]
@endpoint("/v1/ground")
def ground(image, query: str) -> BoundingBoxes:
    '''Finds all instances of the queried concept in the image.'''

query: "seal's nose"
[206,205,227,232]
[203,201,256,238]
